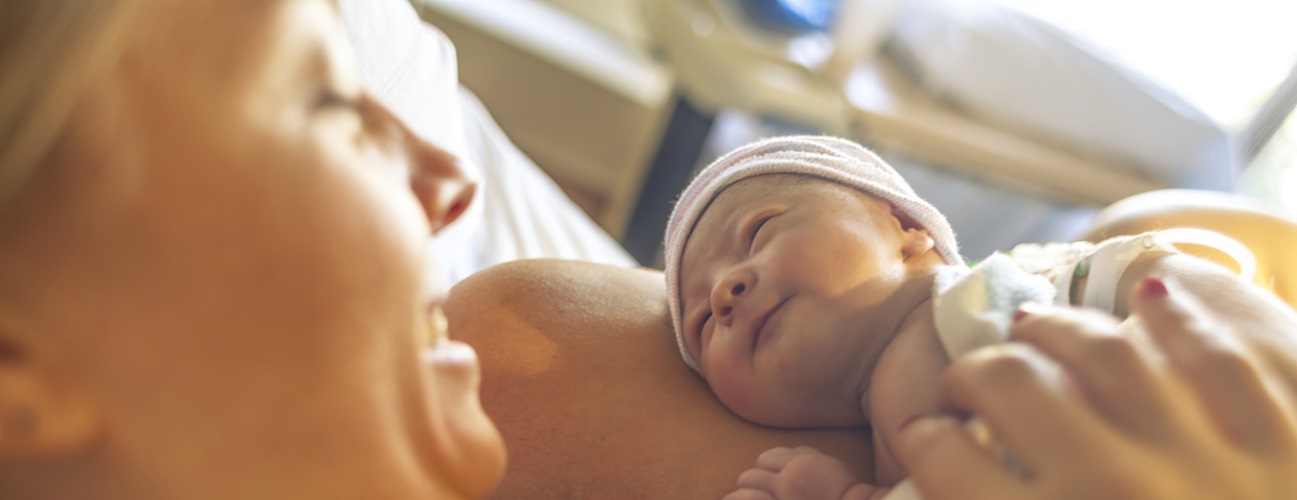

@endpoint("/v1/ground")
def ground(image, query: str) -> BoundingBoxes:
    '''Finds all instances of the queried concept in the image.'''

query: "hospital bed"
[403,0,1254,265]
[343,0,1296,279]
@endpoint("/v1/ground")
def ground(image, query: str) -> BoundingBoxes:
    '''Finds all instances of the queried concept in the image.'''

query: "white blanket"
[339,0,636,285]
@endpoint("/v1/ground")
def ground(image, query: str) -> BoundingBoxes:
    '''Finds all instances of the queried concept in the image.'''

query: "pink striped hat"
[664,135,963,373]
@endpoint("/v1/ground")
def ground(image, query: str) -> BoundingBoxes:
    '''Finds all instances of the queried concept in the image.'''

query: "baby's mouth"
[751,298,787,351]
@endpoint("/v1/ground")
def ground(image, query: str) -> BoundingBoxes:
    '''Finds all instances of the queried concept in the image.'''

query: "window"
[998,0,1297,133]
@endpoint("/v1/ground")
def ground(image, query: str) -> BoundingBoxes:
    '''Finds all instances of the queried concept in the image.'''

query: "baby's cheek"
[710,374,768,420]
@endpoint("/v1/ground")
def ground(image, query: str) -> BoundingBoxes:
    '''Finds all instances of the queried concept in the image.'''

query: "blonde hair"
[0,1,139,213]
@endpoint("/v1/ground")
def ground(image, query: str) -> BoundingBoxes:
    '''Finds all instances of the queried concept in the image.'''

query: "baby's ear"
[901,227,936,259]
[0,324,102,459]
[886,205,935,255]
[889,205,925,231]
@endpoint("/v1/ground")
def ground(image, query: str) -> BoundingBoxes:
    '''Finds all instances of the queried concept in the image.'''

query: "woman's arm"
[445,259,873,499]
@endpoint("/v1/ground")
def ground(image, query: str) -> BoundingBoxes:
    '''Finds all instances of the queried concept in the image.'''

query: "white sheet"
[339,0,636,285]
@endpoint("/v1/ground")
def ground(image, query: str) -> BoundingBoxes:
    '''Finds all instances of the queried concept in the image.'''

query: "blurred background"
[411,0,1297,267]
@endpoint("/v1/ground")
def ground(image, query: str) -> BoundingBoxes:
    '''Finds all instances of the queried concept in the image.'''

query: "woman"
[2,1,1295,499]
[1,1,501,498]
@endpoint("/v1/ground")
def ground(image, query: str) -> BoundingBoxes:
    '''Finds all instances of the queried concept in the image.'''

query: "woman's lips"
[423,340,479,366]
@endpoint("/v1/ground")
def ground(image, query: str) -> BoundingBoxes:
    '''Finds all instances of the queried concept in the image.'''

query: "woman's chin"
[419,342,506,497]
[443,420,507,498]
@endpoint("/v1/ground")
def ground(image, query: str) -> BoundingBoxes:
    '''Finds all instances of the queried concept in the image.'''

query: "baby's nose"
[711,275,751,326]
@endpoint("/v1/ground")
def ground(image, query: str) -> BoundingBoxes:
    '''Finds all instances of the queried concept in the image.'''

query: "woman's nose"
[710,271,753,327]
[405,134,477,235]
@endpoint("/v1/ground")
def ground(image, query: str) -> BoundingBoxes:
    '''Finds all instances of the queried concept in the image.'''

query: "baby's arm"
[723,447,890,500]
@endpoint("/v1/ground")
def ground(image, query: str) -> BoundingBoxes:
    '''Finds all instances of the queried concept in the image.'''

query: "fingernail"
[1013,302,1044,323]
[1140,276,1168,298]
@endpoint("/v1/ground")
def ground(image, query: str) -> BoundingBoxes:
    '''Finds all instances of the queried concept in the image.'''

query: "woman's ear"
[0,331,101,459]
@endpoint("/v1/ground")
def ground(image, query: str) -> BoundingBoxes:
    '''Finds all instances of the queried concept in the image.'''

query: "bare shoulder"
[446,260,873,499]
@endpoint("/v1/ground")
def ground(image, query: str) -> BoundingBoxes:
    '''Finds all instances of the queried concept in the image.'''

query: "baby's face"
[678,176,938,427]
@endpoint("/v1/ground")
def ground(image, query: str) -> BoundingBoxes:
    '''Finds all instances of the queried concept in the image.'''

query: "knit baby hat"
[664,135,964,373]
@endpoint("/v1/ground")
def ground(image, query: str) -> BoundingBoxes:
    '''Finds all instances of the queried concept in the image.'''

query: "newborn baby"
[663,136,1230,499]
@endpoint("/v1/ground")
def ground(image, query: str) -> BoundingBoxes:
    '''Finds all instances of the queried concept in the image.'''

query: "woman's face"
[0,0,502,498]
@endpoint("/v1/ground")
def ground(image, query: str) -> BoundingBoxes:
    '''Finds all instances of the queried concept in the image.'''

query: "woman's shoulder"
[446,259,874,499]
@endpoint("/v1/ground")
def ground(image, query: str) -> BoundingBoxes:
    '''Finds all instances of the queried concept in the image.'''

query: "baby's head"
[664,136,963,427]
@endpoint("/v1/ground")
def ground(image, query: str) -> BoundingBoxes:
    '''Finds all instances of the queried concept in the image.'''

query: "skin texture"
[0,1,501,498]
[679,176,943,428]
[445,259,874,499]
[678,176,948,486]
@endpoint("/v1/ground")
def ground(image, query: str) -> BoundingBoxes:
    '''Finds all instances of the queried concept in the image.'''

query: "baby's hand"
[721,446,888,500]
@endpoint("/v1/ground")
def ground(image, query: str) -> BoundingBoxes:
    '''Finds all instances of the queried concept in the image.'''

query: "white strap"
[1082,234,1165,313]
[1079,230,1254,313]
[1052,261,1078,306]
[1155,228,1256,283]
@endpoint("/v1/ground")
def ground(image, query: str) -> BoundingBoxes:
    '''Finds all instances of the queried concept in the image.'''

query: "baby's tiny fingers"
[755,446,801,470]
[722,488,777,500]
[736,467,778,491]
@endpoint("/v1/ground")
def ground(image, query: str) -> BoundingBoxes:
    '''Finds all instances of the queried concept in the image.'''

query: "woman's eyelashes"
[315,91,393,150]
[316,88,363,112]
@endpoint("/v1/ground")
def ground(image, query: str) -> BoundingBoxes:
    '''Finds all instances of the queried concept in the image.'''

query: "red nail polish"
[1141,276,1168,298]
[1012,308,1030,323]
[898,415,923,432]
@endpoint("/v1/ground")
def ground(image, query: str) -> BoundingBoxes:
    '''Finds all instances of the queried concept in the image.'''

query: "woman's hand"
[894,276,1297,499]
